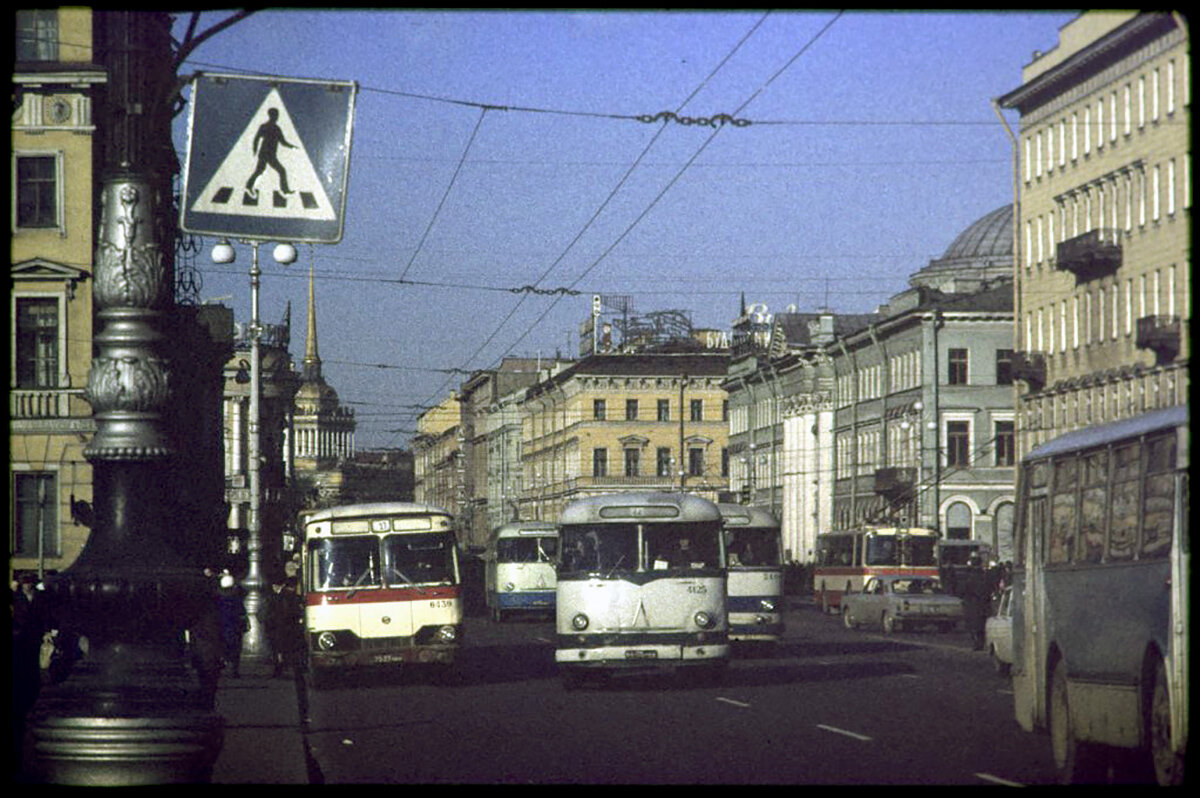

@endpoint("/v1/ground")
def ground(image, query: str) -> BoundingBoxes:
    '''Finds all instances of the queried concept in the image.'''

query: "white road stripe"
[975,773,1024,787]
[816,724,872,742]
[716,697,751,708]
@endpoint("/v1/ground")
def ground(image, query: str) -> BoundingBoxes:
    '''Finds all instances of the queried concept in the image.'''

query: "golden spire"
[303,261,320,380]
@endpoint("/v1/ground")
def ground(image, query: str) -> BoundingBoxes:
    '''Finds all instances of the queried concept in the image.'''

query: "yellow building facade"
[11,9,105,580]
[999,11,1190,457]
[521,352,730,523]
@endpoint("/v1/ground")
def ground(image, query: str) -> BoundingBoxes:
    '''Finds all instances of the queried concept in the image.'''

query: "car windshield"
[893,578,943,595]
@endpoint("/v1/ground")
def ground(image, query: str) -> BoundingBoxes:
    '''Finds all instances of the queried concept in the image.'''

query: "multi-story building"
[830,206,1018,560]
[412,394,463,517]
[11,9,106,581]
[521,348,730,522]
[998,11,1190,458]
[457,357,547,549]
[724,302,876,563]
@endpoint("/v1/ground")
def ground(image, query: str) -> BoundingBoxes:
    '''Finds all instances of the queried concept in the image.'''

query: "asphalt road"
[299,601,1067,784]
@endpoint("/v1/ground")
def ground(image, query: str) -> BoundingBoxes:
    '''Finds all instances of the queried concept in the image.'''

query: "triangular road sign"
[190,88,336,221]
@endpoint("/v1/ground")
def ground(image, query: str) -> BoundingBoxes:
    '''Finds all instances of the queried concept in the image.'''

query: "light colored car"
[841,575,963,634]
[985,586,1013,674]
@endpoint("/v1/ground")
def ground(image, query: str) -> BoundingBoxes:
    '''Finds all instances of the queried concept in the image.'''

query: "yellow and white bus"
[718,503,784,644]
[555,492,728,688]
[484,521,558,622]
[300,502,462,684]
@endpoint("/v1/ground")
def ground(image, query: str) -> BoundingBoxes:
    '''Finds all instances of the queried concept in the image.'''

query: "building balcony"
[873,467,916,496]
[10,387,87,419]
[1011,351,1047,391]
[1054,229,1122,282]
[1136,315,1181,364]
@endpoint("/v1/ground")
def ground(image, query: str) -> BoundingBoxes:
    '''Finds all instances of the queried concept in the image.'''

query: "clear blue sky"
[171,9,1077,450]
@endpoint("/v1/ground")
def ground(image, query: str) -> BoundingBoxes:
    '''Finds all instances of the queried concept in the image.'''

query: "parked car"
[841,575,963,634]
[985,586,1013,674]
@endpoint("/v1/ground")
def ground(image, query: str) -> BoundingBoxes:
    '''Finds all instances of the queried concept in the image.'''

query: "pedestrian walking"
[216,572,248,678]
[11,572,46,769]
[959,554,992,651]
[264,577,303,678]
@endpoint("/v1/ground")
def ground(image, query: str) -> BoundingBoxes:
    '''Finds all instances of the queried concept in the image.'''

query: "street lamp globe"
[273,243,298,265]
[211,240,236,264]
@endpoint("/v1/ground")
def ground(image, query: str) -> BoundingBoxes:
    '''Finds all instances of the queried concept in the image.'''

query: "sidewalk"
[210,661,310,784]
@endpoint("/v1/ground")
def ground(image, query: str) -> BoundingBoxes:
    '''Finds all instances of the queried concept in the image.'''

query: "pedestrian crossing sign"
[181,73,357,244]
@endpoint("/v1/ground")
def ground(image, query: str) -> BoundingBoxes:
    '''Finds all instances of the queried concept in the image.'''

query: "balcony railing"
[1054,229,1122,282]
[1011,351,1047,391]
[10,388,86,419]
[1136,315,1181,364]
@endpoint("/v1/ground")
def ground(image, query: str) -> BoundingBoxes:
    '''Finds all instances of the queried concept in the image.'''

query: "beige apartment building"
[521,350,730,523]
[11,9,105,581]
[998,11,1190,457]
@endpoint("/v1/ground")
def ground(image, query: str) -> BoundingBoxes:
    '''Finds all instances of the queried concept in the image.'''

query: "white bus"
[555,492,728,688]
[484,521,558,622]
[1011,405,1187,784]
[717,503,784,644]
[300,502,462,685]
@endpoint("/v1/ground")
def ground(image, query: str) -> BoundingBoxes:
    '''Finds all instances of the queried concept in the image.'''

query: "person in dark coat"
[216,572,248,678]
[264,577,303,678]
[12,572,46,769]
[959,554,993,651]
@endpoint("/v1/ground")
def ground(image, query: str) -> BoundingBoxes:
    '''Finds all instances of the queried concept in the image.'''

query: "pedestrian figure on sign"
[245,107,296,197]
[216,572,249,678]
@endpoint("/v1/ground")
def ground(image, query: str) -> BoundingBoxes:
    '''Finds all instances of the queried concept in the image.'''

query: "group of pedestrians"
[193,567,305,685]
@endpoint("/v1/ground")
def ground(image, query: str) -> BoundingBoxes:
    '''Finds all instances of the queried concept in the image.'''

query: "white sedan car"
[841,575,963,634]
[985,586,1013,674]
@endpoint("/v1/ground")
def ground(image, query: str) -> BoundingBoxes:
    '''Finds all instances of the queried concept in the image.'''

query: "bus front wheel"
[1149,657,1184,786]
[1049,661,1102,784]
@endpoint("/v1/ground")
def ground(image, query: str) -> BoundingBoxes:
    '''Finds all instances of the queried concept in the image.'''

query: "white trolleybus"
[484,521,559,622]
[555,492,729,688]
[718,503,784,644]
[300,502,463,685]
[1010,405,1187,785]
[813,525,939,614]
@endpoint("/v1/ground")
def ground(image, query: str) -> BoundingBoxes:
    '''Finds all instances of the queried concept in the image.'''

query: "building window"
[623,448,640,477]
[690,399,703,422]
[946,502,972,541]
[592,448,607,477]
[947,348,968,385]
[688,447,704,477]
[656,447,672,477]
[15,154,60,229]
[995,349,1013,386]
[722,400,729,422]
[625,399,638,421]
[721,447,729,477]
[946,421,970,467]
[593,399,606,421]
[995,420,1015,467]
[16,10,58,62]
[657,399,670,421]
[13,472,59,557]
[16,297,59,388]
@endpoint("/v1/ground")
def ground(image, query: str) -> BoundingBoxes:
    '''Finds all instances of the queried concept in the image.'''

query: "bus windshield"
[310,536,378,590]
[559,521,721,574]
[726,528,782,567]
[382,533,455,586]
[496,536,557,564]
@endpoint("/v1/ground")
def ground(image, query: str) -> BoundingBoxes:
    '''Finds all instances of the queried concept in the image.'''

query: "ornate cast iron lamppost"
[28,12,223,784]
[212,238,297,665]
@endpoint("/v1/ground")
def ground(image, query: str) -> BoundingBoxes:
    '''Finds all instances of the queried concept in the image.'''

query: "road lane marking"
[535,636,553,644]
[716,697,751,708]
[901,673,920,679]
[816,724,872,742]
[976,773,1024,787]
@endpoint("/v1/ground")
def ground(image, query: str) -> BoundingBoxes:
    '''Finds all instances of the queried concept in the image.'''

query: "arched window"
[946,502,972,540]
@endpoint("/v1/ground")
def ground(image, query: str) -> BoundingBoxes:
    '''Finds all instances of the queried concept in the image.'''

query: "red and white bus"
[813,526,939,614]
[300,502,462,686]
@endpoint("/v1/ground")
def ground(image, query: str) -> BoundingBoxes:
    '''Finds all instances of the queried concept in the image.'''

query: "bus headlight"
[436,625,458,643]
[503,582,516,592]
[571,613,589,631]
[316,631,338,651]
[694,611,716,629]
[760,599,776,612]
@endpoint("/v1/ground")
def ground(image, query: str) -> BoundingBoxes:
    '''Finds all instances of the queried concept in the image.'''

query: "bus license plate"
[374,654,406,664]
[625,649,658,660]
